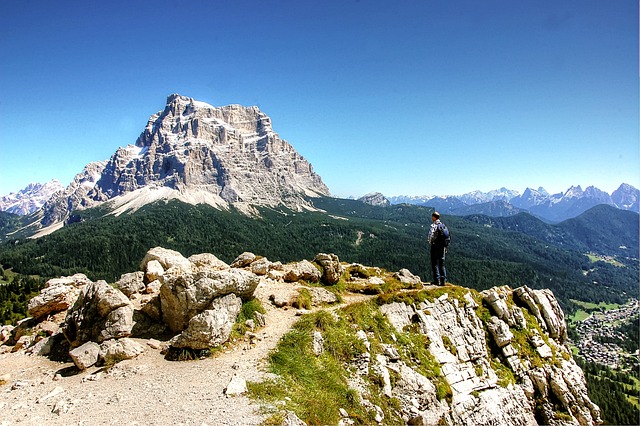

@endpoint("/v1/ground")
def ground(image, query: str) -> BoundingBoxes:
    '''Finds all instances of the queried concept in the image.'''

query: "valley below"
[572,298,639,369]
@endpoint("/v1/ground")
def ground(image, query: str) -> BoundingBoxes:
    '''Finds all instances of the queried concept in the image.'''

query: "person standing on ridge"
[428,211,450,286]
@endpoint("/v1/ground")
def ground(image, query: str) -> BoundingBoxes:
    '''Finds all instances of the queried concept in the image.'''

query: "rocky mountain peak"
[458,187,520,205]
[0,180,65,215]
[583,186,612,203]
[35,95,330,229]
[511,187,551,209]
[523,187,549,197]
[144,94,274,145]
[612,183,639,211]
[563,185,584,198]
[358,192,390,207]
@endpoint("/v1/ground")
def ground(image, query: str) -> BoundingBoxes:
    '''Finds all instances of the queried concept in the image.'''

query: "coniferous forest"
[0,268,42,325]
[575,357,640,425]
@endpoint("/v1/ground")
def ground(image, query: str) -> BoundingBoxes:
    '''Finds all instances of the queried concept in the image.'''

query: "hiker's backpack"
[438,223,451,247]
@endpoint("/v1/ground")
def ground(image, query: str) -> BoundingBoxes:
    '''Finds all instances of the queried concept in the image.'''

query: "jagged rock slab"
[380,285,601,425]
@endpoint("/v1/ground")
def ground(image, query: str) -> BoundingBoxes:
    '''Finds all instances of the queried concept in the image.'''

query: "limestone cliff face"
[39,94,330,226]
[379,285,601,425]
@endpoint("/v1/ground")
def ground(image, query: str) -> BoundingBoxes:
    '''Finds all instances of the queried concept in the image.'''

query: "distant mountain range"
[0,180,65,215]
[388,183,639,223]
[4,179,637,227]
[464,204,639,258]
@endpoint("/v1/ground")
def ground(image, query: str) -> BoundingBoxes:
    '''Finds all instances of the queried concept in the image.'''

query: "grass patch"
[346,282,385,295]
[248,300,451,424]
[569,310,590,324]
[441,335,457,356]
[376,289,430,306]
[570,299,620,311]
[586,254,625,267]
[422,285,481,305]
[231,298,267,339]
[249,307,375,424]
[292,288,313,310]
[436,379,453,402]
[554,410,574,422]
[238,298,266,322]
[0,267,18,284]
[568,299,622,325]
[491,357,516,387]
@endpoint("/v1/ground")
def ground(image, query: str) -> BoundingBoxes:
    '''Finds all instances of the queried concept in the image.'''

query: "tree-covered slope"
[463,204,639,258]
[0,210,28,239]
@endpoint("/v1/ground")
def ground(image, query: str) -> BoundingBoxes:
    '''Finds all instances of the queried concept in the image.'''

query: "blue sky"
[1,0,638,198]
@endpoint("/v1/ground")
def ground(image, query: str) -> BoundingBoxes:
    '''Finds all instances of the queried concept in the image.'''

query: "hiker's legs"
[431,246,445,284]
[437,249,446,285]
[430,247,439,284]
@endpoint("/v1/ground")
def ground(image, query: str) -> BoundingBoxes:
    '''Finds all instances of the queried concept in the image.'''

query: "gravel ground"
[0,280,311,426]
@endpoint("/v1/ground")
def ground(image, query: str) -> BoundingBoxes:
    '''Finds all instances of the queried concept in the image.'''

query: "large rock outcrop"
[169,294,243,350]
[2,247,266,364]
[283,260,322,283]
[152,252,259,332]
[27,274,90,320]
[313,253,344,285]
[357,192,390,207]
[378,286,601,425]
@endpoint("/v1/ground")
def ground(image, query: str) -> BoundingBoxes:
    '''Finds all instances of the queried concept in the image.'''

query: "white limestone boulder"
[283,260,321,283]
[313,253,343,285]
[140,247,192,273]
[169,294,242,349]
[160,267,259,332]
[64,280,134,346]
[98,337,146,365]
[69,341,100,370]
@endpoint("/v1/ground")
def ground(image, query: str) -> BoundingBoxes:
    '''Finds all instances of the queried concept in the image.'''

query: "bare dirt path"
[0,281,374,426]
